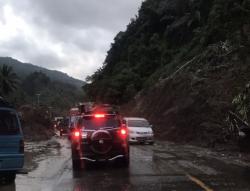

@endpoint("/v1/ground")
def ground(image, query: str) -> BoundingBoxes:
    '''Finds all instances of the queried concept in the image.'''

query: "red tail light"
[74,131,80,137]
[73,130,81,141]
[119,128,127,138]
[121,129,127,135]
[94,114,105,118]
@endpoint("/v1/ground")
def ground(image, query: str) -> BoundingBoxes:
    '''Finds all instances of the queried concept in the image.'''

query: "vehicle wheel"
[71,146,81,170]
[4,173,16,184]
[72,158,81,170]
[60,131,62,136]
[149,141,154,145]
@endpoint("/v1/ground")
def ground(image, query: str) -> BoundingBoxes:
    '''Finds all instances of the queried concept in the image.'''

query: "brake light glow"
[94,114,105,118]
[121,129,127,135]
[74,131,80,137]
[119,128,127,138]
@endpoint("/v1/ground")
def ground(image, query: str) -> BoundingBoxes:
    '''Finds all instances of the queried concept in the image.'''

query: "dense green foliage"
[0,64,18,95]
[0,57,84,88]
[84,0,250,104]
[232,82,250,121]
[0,59,84,113]
[6,71,84,113]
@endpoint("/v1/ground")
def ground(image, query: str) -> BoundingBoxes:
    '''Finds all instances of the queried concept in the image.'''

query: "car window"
[70,116,80,123]
[0,110,19,135]
[81,116,121,130]
[128,119,150,127]
[70,116,81,127]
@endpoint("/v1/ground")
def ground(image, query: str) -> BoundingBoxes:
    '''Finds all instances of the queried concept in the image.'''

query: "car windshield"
[70,116,81,127]
[127,119,150,127]
[0,110,19,135]
[81,116,120,130]
[70,116,80,123]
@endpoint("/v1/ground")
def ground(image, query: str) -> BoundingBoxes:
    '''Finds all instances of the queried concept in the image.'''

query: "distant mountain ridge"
[0,57,84,88]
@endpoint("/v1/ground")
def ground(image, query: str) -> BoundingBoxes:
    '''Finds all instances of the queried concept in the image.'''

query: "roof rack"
[90,104,119,115]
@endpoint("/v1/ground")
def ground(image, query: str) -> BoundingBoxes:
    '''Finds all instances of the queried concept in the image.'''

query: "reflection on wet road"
[1,137,250,191]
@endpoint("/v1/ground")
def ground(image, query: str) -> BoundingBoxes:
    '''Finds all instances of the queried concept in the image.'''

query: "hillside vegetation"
[0,58,84,114]
[0,57,84,88]
[85,0,250,146]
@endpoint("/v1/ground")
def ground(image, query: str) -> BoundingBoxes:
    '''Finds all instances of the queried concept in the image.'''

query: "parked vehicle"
[58,117,69,136]
[0,99,24,184]
[124,117,154,144]
[71,106,129,170]
[68,115,81,140]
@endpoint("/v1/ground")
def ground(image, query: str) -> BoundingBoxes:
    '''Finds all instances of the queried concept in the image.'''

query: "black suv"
[71,108,129,170]
[58,117,69,136]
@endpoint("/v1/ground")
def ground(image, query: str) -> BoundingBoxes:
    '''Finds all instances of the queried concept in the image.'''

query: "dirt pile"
[123,35,250,147]
[19,105,54,141]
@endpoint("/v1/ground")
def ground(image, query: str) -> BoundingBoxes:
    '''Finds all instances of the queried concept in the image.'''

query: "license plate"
[98,159,106,162]
[137,137,146,141]
[137,137,151,141]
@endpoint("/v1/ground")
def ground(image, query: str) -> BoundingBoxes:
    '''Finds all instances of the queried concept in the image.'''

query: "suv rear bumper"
[80,154,125,162]
[72,142,129,162]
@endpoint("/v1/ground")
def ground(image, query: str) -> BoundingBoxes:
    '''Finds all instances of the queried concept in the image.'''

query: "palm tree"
[0,64,18,95]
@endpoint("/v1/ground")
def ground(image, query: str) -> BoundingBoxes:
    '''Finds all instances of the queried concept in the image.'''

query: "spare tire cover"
[90,130,112,154]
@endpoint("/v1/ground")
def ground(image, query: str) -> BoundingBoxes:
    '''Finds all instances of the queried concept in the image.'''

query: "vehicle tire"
[149,141,154,145]
[5,173,16,184]
[60,131,62,136]
[72,158,81,170]
[71,146,81,170]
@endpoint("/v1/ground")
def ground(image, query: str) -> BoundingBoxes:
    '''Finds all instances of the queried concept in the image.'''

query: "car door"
[0,108,24,169]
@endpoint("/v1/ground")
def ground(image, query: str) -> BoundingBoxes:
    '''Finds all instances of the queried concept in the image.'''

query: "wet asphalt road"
[1,137,250,191]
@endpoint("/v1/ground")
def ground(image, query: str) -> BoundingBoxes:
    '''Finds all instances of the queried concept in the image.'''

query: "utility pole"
[48,106,53,119]
[36,93,41,107]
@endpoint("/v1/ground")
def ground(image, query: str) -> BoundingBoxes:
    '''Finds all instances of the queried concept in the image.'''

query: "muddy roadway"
[1,137,250,191]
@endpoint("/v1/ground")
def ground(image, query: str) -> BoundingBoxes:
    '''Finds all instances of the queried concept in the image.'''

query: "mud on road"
[1,137,250,191]
[23,138,62,172]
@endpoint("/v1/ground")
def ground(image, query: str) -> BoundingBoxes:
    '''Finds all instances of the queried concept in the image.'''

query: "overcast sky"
[0,0,143,80]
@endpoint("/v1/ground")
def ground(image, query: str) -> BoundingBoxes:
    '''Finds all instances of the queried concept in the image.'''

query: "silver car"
[124,117,154,144]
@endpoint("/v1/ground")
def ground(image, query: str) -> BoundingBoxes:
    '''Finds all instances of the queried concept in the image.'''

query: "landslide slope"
[85,0,250,145]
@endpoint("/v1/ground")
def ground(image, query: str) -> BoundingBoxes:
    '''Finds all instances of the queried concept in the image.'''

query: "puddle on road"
[15,137,71,191]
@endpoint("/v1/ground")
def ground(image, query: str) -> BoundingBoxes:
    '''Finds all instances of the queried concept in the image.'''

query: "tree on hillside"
[0,64,18,95]
[22,71,51,96]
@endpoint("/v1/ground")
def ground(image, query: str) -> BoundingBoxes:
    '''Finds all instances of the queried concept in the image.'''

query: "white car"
[124,117,154,144]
